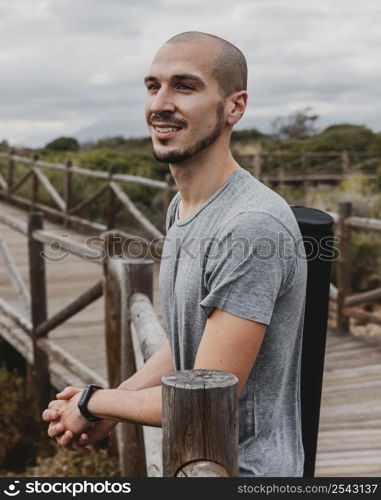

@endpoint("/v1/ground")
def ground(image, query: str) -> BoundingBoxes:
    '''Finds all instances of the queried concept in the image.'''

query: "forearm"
[88,386,162,427]
[117,339,174,391]
[73,340,171,434]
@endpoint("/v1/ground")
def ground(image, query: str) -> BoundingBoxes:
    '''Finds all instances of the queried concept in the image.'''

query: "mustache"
[149,114,187,128]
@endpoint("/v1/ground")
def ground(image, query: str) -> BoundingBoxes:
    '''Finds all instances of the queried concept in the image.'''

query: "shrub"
[376,167,381,192]
[350,232,381,292]
[0,364,120,477]
[44,137,80,152]
[0,364,55,472]
[309,124,376,152]
[14,447,120,478]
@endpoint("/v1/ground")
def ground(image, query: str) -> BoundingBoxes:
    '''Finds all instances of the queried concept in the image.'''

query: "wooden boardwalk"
[0,201,380,477]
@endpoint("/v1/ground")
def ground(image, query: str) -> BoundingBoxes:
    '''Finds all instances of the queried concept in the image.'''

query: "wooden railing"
[1,152,380,476]
[1,151,380,336]
[0,210,236,477]
[328,201,381,334]
[237,149,380,184]
[0,151,176,237]
[104,235,238,477]
[0,211,105,411]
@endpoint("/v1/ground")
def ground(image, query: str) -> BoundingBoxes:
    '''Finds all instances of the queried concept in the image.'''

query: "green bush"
[44,137,79,152]
[0,364,119,477]
[307,124,377,152]
[376,167,381,192]
[0,139,9,152]
[264,124,381,159]
[350,232,381,292]
[11,447,120,478]
[0,364,55,472]
[231,128,267,142]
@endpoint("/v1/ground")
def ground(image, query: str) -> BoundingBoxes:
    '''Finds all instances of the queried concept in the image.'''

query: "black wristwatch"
[78,384,102,423]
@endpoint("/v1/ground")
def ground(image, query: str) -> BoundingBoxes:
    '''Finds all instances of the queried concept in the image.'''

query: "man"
[43,31,307,477]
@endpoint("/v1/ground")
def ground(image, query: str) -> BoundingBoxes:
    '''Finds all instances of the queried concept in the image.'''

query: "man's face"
[144,42,226,164]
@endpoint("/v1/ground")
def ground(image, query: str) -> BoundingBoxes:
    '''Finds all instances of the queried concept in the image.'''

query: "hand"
[42,388,89,448]
[42,386,86,452]
[42,387,117,454]
[76,418,118,450]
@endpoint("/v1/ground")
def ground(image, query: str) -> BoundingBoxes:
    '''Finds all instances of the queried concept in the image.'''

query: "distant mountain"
[74,117,147,143]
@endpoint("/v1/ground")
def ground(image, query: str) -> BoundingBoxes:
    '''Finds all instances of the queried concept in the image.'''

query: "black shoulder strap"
[291,206,334,478]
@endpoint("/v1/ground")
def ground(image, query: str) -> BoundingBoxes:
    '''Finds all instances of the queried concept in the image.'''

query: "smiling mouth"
[152,124,183,138]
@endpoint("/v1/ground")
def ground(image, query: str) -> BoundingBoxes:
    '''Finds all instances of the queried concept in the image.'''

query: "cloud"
[0,0,380,146]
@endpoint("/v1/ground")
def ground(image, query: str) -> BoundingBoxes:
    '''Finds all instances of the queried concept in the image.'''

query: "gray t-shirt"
[159,166,307,477]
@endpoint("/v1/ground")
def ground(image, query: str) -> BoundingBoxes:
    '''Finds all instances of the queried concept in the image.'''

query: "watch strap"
[78,384,102,422]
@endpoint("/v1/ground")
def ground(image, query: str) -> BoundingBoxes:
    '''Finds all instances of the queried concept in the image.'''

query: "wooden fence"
[328,202,381,335]
[0,209,237,477]
[0,151,380,476]
[236,149,379,186]
[0,151,176,236]
[1,151,379,336]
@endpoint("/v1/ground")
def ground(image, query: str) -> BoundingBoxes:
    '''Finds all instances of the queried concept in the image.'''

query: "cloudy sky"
[1,0,380,147]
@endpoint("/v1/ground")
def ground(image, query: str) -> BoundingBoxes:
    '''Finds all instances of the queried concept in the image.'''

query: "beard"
[152,102,225,164]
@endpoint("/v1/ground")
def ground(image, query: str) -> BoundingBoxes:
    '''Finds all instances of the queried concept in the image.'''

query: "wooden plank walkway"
[1,201,380,477]
[316,332,381,476]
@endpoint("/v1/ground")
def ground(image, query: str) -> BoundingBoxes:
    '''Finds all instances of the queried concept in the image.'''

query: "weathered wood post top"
[162,369,239,477]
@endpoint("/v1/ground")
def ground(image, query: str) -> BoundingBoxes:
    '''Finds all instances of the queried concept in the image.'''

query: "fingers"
[78,433,90,446]
[71,441,91,455]
[42,408,60,422]
[41,403,61,422]
[57,430,74,446]
[47,422,65,438]
[58,432,91,455]
[56,386,82,400]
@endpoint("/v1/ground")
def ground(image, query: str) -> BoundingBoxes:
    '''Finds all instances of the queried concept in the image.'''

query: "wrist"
[77,384,103,423]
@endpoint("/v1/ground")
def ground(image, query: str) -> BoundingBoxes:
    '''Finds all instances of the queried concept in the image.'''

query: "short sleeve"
[200,212,296,325]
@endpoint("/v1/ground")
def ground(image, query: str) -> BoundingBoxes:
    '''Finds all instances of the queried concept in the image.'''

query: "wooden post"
[27,211,50,414]
[103,236,153,476]
[302,152,310,204]
[337,201,352,334]
[7,149,15,200]
[341,150,350,175]
[279,167,285,191]
[107,165,117,230]
[126,259,154,304]
[162,369,239,477]
[64,159,73,228]
[103,232,122,391]
[104,254,153,387]
[31,154,39,207]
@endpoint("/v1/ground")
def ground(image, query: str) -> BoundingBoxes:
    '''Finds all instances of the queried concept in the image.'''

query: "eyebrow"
[144,74,206,89]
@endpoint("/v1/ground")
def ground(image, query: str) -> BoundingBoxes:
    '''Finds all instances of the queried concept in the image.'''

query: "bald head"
[165,31,247,97]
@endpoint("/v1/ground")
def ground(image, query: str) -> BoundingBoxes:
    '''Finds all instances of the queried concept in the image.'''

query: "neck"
[169,135,239,219]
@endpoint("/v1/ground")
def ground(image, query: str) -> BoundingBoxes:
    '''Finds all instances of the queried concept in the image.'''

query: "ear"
[226,91,248,126]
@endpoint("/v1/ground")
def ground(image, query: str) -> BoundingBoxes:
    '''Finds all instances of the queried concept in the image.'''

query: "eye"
[176,83,194,91]
[146,84,159,92]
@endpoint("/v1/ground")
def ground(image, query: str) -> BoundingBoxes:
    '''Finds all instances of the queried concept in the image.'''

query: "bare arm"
[42,339,174,447]
[117,338,174,391]
[45,308,266,439]
[87,340,174,426]
[89,310,265,425]
[194,308,266,394]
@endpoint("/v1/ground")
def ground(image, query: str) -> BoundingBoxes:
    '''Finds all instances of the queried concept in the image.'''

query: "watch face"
[77,385,102,422]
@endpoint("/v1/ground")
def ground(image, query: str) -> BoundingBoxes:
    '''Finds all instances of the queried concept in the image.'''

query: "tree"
[0,139,9,151]
[271,107,319,141]
[44,137,79,152]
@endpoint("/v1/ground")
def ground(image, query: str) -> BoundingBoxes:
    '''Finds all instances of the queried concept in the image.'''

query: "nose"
[149,86,176,114]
